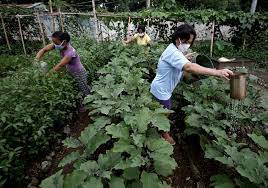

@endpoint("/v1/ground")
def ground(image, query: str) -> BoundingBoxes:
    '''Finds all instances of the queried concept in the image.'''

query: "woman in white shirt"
[150,24,233,145]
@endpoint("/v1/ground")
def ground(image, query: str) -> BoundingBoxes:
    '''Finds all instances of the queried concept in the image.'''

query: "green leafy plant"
[41,42,176,187]
[178,77,268,187]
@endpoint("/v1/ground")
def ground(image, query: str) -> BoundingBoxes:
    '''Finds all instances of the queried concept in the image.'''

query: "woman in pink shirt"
[36,31,90,96]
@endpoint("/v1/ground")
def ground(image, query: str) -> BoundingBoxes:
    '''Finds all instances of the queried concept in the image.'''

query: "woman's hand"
[46,70,52,77]
[185,52,196,62]
[216,69,233,80]
[33,58,39,66]
[185,53,193,61]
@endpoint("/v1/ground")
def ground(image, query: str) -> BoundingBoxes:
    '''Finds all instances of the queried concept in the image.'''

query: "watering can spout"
[230,73,247,100]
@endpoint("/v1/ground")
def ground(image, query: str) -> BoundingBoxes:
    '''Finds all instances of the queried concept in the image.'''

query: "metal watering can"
[230,72,247,100]
[183,53,214,81]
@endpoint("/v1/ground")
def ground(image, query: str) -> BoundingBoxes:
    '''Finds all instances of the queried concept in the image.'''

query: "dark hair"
[137,25,146,33]
[171,24,196,46]
[52,31,71,43]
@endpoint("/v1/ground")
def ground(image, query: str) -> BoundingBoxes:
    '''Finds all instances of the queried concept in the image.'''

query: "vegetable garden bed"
[1,39,267,188]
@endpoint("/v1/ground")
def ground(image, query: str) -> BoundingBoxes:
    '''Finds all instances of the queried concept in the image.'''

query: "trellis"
[0,11,216,56]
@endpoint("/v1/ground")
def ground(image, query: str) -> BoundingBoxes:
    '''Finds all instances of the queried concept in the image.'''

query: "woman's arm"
[35,44,55,60]
[124,37,135,44]
[52,56,72,72]
[183,62,233,80]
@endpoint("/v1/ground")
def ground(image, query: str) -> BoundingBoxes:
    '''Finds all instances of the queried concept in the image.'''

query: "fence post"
[49,0,55,32]
[0,14,11,51]
[59,8,65,32]
[146,0,151,9]
[127,16,132,40]
[210,20,215,58]
[36,13,46,47]
[17,15,27,55]
[92,0,99,41]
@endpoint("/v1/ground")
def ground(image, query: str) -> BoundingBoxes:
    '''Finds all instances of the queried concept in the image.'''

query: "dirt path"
[26,110,218,188]
[26,111,91,188]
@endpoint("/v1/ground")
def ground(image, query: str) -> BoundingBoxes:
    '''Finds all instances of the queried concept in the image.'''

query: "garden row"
[41,42,175,188]
[176,77,268,187]
[41,42,268,187]
[0,37,116,187]
[1,38,267,187]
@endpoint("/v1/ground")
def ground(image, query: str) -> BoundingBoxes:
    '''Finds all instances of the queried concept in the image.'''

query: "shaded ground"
[26,111,91,187]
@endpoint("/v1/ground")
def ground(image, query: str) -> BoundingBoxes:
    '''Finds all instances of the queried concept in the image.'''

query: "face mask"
[54,41,65,51]
[178,39,190,53]
[138,33,145,37]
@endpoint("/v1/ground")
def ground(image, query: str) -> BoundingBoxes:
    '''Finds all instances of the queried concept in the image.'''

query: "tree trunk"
[250,0,258,14]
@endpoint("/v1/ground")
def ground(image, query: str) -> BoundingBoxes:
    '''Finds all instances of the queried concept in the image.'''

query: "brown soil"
[26,110,222,188]
[26,111,91,186]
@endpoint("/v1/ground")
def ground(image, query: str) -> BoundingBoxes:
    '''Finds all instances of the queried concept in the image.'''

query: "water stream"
[228,99,244,126]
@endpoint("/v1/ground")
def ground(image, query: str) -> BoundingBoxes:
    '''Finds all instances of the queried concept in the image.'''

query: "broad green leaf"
[135,108,151,133]
[123,167,140,180]
[93,116,111,129]
[141,171,170,188]
[130,154,147,168]
[86,132,110,155]
[63,137,81,149]
[79,161,99,174]
[109,176,125,188]
[185,113,201,128]
[106,123,129,139]
[82,177,103,188]
[40,170,63,188]
[114,148,144,169]
[113,139,135,153]
[100,171,112,179]
[99,106,113,115]
[97,89,111,98]
[131,133,145,148]
[79,126,98,145]
[146,138,173,155]
[154,108,173,114]
[63,170,87,188]
[212,102,223,112]
[203,126,229,140]
[124,108,151,133]
[114,160,132,170]
[152,153,177,176]
[111,87,124,98]
[248,134,268,150]
[151,114,170,132]
[210,174,235,188]
[58,151,80,167]
[128,180,143,188]
[98,150,122,170]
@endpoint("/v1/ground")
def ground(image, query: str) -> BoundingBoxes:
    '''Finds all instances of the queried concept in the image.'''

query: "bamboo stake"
[0,14,11,51]
[36,13,46,47]
[92,0,99,41]
[59,8,65,32]
[17,16,26,55]
[62,12,92,16]
[49,0,55,32]
[146,0,151,9]
[108,29,110,41]
[210,20,215,58]
[242,35,246,50]
[127,16,131,40]
[99,21,103,41]
[8,12,141,19]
